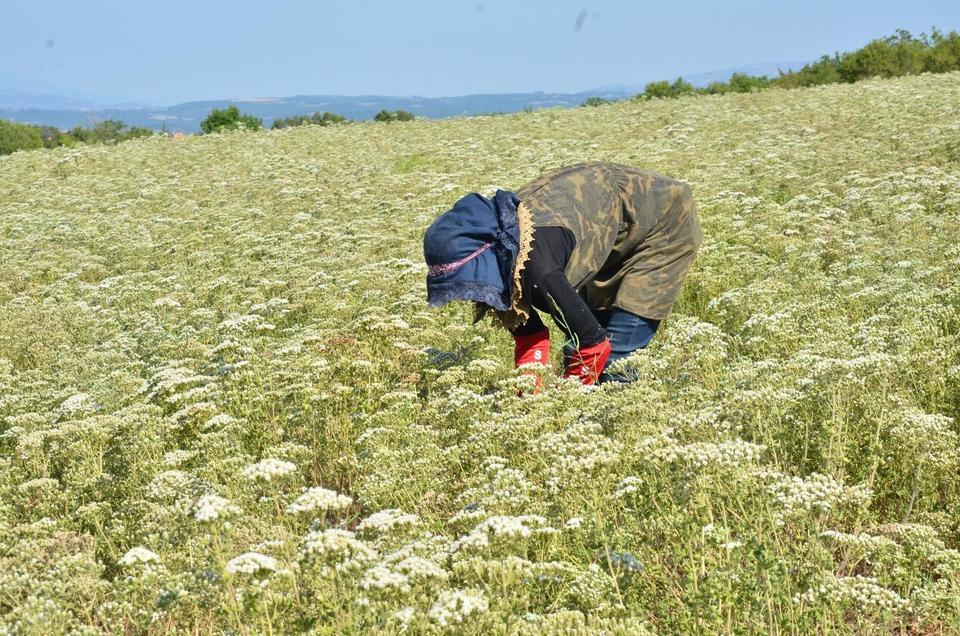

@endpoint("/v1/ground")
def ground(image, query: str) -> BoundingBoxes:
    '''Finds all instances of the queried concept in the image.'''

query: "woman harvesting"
[423,161,702,386]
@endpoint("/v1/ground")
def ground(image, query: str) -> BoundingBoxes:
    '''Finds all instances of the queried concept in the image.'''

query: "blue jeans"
[563,308,660,384]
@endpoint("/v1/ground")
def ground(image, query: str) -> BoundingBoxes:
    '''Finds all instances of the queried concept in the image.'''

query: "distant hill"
[0,91,633,133]
[0,60,812,133]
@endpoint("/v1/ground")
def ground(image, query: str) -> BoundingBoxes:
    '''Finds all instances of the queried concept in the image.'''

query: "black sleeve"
[511,305,549,337]
[512,226,606,347]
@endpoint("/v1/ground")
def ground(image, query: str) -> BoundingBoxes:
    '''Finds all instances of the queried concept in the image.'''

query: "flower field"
[1,71,960,634]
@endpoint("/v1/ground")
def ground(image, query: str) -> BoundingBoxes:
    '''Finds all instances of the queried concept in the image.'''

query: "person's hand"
[514,328,550,393]
[563,338,612,386]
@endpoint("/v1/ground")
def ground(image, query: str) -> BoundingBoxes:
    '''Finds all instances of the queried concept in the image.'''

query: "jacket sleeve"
[519,227,606,347]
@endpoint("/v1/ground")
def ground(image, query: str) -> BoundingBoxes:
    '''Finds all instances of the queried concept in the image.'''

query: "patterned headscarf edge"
[475,200,534,329]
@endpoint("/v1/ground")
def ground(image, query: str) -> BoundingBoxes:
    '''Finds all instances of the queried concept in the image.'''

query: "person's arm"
[521,227,606,347]
[519,227,611,385]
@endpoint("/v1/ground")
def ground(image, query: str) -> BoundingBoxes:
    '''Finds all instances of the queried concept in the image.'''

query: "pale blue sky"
[2,0,958,105]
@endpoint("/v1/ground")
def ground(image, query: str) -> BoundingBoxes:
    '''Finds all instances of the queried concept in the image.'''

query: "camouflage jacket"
[515,161,702,320]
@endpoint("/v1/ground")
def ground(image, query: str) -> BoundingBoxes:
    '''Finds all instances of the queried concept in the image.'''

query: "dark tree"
[200,106,262,134]
[0,120,43,155]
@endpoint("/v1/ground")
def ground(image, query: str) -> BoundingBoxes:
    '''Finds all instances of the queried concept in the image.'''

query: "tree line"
[198,106,414,133]
[0,106,416,155]
[581,28,960,106]
[0,119,152,155]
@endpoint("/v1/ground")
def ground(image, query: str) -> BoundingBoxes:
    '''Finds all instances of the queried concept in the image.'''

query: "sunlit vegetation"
[1,70,959,633]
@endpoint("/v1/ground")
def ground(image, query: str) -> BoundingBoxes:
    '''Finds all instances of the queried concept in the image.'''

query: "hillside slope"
[1,73,959,633]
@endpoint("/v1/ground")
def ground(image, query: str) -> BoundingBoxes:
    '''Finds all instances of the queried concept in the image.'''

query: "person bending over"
[423,161,702,386]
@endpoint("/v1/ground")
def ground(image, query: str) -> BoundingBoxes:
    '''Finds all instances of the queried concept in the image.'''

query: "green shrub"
[701,81,730,95]
[200,106,262,134]
[271,111,348,130]
[637,77,695,100]
[0,120,43,155]
[670,77,695,96]
[777,29,960,88]
[0,118,153,154]
[35,126,68,149]
[68,120,152,145]
[775,55,844,88]
[373,109,416,123]
[925,29,960,72]
[581,96,613,107]
[640,80,672,99]
[837,31,926,81]
[634,28,960,100]
[727,72,772,93]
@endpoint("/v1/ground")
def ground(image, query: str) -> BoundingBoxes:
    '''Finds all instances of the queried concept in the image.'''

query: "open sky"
[3,0,959,106]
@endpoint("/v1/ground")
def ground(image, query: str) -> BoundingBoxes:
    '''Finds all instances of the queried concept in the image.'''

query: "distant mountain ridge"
[0,91,630,133]
[0,60,812,133]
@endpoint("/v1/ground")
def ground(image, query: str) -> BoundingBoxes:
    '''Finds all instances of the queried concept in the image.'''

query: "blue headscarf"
[423,189,522,312]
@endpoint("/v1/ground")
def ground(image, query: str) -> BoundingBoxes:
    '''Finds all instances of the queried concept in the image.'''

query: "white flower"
[395,556,448,581]
[147,470,198,501]
[766,472,871,520]
[299,528,377,575]
[528,420,622,494]
[163,450,197,467]
[57,393,93,417]
[300,528,373,559]
[451,515,556,554]
[565,517,583,530]
[649,438,765,470]
[119,546,160,566]
[360,564,410,592]
[153,296,181,309]
[191,493,240,523]
[357,509,420,535]
[428,589,489,627]
[613,476,642,499]
[226,551,278,575]
[394,606,416,628]
[241,458,297,481]
[205,413,239,429]
[819,529,898,551]
[449,506,488,526]
[797,574,909,613]
[287,487,353,515]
